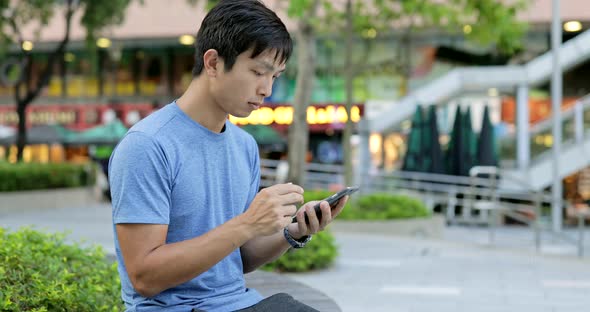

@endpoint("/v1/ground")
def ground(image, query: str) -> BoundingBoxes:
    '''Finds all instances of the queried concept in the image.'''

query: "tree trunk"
[287,22,316,186]
[15,86,28,163]
[13,0,75,162]
[343,0,354,186]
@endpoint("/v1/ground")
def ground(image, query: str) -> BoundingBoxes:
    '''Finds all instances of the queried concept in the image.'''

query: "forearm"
[240,229,291,273]
[132,217,254,297]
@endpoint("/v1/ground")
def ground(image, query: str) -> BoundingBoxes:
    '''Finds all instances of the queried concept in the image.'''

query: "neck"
[176,77,227,133]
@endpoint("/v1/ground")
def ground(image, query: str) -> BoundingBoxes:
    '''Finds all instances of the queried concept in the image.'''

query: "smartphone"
[292,186,360,225]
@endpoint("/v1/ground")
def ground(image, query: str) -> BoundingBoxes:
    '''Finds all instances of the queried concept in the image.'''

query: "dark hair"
[192,0,293,77]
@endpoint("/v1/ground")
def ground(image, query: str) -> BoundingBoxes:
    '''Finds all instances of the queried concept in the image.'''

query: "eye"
[252,70,264,76]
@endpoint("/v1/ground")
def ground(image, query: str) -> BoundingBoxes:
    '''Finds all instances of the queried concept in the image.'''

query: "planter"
[0,187,97,213]
[329,214,445,239]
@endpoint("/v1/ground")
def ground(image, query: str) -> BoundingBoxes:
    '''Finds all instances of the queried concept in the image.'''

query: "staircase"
[368,29,590,133]
[365,29,590,191]
[499,95,590,191]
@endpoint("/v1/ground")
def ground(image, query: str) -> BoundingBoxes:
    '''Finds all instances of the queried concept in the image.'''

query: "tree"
[0,0,137,162]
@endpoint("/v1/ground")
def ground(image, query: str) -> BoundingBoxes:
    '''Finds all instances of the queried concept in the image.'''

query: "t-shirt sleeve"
[244,138,261,213]
[109,132,172,224]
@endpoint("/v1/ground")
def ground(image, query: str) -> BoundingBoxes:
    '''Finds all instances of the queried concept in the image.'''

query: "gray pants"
[191,293,319,312]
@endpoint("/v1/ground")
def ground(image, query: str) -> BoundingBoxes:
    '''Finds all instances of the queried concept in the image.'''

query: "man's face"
[210,49,286,118]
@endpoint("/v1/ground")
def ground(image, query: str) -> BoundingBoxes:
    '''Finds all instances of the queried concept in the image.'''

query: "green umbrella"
[423,106,444,174]
[66,119,128,145]
[445,106,464,175]
[240,124,286,147]
[402,106,424,172]
[476,105,498,167]
[462,107,478,176]
[0,124,65,145]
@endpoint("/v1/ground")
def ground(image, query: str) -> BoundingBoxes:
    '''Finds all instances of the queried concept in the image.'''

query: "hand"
[241,183,304,236]
[288,195,349,239]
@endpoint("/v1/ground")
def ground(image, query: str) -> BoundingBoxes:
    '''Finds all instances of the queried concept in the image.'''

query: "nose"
[258,77,273,98]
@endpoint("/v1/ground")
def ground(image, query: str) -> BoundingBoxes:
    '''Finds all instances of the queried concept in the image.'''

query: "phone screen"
[323,186,359,208]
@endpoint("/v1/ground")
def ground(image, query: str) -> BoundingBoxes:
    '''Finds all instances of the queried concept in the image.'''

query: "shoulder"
[128,104,178,138]
[110,106,180,167]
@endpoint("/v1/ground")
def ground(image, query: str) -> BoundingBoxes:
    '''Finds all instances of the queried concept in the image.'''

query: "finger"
[306,204,321,233]
[281,216,295,229]
[278,193,304,206]
[295,207,308,233]
[281,205,297,218]
[331,195,349,218]
[302,200,320,208]
[273,183,304,195]
[319,200,332,228]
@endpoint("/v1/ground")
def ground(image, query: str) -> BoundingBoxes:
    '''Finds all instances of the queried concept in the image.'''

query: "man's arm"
[117,184,304,298]
[240,229,291,273]
[117,217,254,298]
[240,196,349,273]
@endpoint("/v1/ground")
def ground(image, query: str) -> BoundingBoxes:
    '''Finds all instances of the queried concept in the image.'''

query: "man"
[108,1,348,311]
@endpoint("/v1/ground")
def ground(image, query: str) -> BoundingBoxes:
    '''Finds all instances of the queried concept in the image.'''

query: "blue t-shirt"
[109,102,263,312]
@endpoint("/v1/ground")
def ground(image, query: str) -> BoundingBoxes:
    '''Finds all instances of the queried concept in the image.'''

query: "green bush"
[0,227,122,311]
[262,230,338,272]
[338,193,430,220]
[0,162,95,192]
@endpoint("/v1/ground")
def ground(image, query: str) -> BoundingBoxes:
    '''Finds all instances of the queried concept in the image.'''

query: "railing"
[259,158,344,190]
[360,166,586,257]
[258,159,587,257]
[499,94,590,167]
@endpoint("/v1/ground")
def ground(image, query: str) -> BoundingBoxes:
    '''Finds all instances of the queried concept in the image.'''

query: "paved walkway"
[290,231,590,312]
[2,203,590,312]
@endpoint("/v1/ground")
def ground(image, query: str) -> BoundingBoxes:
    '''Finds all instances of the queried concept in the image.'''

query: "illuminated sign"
[229,105,361,126]
[0,110,76,125]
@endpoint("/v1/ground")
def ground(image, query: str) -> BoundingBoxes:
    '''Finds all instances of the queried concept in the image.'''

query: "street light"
[96,38,112,49]
[563,21,582,32]
[22,41,33,51]
[179,35,195,46]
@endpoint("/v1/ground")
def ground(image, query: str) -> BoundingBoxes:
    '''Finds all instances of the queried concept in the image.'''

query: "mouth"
[248,102,261,110]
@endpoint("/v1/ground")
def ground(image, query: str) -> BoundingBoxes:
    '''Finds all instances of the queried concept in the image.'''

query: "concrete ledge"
[105,255,340,311]
[329,214,445,239]
[0,187,96,213]
[246,270,341,312]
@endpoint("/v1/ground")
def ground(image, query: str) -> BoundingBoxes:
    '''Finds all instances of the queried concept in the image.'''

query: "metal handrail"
[362,166,587,257]
[258,159,586,256]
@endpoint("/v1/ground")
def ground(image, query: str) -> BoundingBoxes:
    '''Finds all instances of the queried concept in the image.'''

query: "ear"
[203,49,221,77]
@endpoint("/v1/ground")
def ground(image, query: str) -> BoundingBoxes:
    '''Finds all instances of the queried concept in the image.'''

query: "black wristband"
[283,227,312,249]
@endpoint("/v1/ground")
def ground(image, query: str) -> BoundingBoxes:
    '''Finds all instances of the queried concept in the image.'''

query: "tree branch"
[21,0,75,106]
[7,9,24,48]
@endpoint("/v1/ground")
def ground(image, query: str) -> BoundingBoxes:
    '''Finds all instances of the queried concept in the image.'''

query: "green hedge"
[266,191,429,271]
[304,190,429,220]
[0,227,122,311]
[339,193,430,220]
[262,230,338,272]
[0,163,95,192]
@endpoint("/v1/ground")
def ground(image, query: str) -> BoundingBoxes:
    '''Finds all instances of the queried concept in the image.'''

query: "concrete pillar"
[516,85,530,171]
[356,119,371,191]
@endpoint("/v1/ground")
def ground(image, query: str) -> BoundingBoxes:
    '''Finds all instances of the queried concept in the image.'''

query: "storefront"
[229,103,364,164]
[0,102,364,164]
